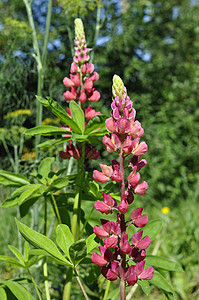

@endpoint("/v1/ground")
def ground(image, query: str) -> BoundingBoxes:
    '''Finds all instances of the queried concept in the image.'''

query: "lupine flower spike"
[91,75,154,299]
[60,18,101,161]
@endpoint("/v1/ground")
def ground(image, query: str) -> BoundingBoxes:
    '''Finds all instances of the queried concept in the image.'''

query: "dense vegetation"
[0,0,198,299]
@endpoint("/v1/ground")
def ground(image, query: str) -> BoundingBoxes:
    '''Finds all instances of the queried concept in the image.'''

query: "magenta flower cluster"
[59,19,101,161]
[91,76,154,286]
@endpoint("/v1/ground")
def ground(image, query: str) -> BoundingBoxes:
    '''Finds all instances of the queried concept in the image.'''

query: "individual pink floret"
[131,231,151,249]
[130,207,148,227]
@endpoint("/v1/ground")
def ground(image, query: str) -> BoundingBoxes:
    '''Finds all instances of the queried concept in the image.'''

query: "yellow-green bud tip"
[112,75,125,99]
[75,18,85,40]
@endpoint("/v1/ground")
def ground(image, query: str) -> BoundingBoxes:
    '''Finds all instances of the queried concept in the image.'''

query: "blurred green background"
[0,0,199,299]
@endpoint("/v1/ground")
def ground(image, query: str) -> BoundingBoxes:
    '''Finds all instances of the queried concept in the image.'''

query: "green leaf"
[52,176,75,189]
[141,219,162,240]
[36,96,81,134]
[0,171,29,187]
[0,256,25,268]
[71,132,88,142]
[56,224,74,258]
[69,101,85,134]
[24,242,29,262]
[16,219,72,266]
[146,255,183,272]
[84,115,107,135]
[137,280,151,296]
[86,234,98,254]
[18,185,42,205]
[1,195,20,208]
[150,270,176,294]
[25,125,72,136]
[8,245,24,265]
[88,181,100,199]
[38,137,71,148]
[2,281,34,300]
[39,157,55,178]
[0,287,7,300]
[69,239,87,266]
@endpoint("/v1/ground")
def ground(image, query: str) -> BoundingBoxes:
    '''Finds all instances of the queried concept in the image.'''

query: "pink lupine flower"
[134,181,149,195]
[131,231,151,249]
[84,78,93,91]
[132,141,148,156]
[63,91,76,101]
[116,118,131,134]
[70,62,78,73]
[93,225,109,239]
[70,74,81,87]
[122,136,133,154]
[99,164,113,177]
[130,207,148,227]
[59,151,70,159]
[104,235,118,248]
[111,134,121,149]
[63,77,74,87]
[94,193,117,214]
[89,90,100,102]
[84,105,101,121]
[130,120,144,138]
[102,261,119,281]
[81,62,94,74]
[130,246,146,262]
[128,156,147,171]
[91,246,113,267]
[120,233,131,254]
[136,261,154,280]
[105,117,117,133]
[127,172,141,188]
[90,72,99,82]
[118,197,129,214]
[93,170,110,183]
[125,266,138,286]
[103,134,116,153]
[79,89,87,103]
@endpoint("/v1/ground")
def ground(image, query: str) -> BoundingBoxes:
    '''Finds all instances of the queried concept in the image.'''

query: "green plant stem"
[74,268,89,300]
[90,4,101,63]
[71,142,85,241]
[43,198,51,300]
[103,280,111,300]
[28,270,42,300]
[62,267,73,300]
[50,192,62,224]
[79,207,94,239]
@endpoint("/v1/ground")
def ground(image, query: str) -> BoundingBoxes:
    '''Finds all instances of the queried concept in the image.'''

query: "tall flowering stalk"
[91,75,154,299]
[60,18,101,242]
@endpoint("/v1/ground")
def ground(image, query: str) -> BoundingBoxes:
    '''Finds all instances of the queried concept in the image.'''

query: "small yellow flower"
[4,109,31,119]
[161,207,170,215]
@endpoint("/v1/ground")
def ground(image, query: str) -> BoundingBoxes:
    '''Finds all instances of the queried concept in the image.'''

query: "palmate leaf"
[16,219,72,266]
[25,125,72,136]
[69,101,85,134]
[36,96,81,134]
[0,171,30,187]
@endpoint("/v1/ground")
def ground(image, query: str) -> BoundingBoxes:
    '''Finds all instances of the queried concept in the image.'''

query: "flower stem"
[43,198,51,300]
[71,142,85,240]
[62,267,73,300]
[50,192,62,224]
[120,280,126,300]
[103,280,111,300]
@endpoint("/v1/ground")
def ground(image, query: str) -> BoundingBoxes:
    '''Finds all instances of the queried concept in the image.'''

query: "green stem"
[90,4,101,63]
[28,270,42,300]
[43,198,51,300]
[103,280,111,300]
[74,268,89,300]
[50,192,62,224]
[79,207,94,239]
[62,267,73,300]
[71,143,85,241]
